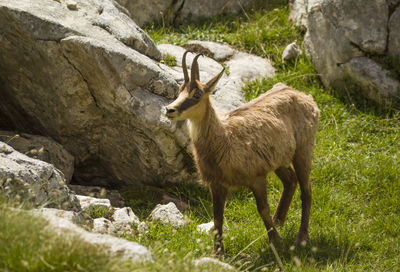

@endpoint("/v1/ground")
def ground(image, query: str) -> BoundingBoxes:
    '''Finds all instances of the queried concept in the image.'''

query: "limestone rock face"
[0,131,74,183]
[0,141,80,211]
[0,0,194,187]
[289,0,400,105]
[115,0,256,27]
[388,6,400,58]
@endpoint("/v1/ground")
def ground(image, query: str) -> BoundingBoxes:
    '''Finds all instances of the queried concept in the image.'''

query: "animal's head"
[165,51,224,121]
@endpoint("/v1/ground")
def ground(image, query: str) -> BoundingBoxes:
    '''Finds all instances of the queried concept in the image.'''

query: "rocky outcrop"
[0,141,80,211]
[115,0,257,27]
[289,0,400,105]
[0,131,74,183]
[0,0,194,187]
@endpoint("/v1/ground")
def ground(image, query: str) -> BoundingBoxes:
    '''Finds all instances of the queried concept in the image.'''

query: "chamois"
[165,52,320,254]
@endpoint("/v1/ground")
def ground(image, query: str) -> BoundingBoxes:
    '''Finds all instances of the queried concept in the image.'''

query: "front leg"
[210,183,228,255]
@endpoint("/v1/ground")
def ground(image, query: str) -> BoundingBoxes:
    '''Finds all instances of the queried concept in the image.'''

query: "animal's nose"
[165,107,176,114]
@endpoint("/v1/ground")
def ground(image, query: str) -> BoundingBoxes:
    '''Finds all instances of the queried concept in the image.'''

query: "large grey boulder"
[0,141,80,211]
[0,0,195,187]
[115,0,257,27]
[0,131,74,183]
[289,0,400,105]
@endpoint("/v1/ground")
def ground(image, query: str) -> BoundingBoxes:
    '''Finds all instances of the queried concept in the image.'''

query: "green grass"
[1,1,399,271]
[0,201,138,272]
[161,53,177,67]
[87,205,114,219]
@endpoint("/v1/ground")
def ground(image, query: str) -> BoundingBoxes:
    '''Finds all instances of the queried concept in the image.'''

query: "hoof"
[269,231,283,245]
[295,233,309,247]
[214,243,225,256]
[273,218,284,228]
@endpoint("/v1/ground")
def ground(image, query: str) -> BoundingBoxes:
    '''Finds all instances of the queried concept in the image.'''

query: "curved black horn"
[182,51,189,83]
[190,53,203,85]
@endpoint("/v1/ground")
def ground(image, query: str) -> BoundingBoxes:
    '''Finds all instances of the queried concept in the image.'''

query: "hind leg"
[250,176,282,245]
[293,147,313,245]
[273,166,298,227]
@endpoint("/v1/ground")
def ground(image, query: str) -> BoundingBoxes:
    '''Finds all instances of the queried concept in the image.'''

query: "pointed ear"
[205,68,225,93]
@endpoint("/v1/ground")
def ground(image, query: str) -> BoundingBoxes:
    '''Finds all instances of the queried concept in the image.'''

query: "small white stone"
[112,207,140,233]
[282,42,302,61]
[148,202,186,228]
[76,195,111,210]
[194,257,235,270]
[196,221,214,233]
[93,217,116,235]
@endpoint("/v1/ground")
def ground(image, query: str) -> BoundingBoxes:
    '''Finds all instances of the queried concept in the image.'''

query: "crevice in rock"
[389,1,400,16]
[36,38,63,43]
[349,41,366,54]
[61,53,99,108]
[172,0,186,25]
[92,22,113,37]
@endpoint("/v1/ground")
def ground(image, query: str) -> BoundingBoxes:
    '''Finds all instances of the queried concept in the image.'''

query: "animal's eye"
[193,89,202,100]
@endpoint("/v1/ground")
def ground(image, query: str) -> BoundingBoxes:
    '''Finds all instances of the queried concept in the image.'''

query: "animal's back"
[217,83,319,185]
[226,83,319,143]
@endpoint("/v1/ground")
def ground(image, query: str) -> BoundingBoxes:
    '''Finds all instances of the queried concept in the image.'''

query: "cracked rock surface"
[0,141,80,211]
[0,0,195,187]
[0,130,75,183]
[289,0,400,105]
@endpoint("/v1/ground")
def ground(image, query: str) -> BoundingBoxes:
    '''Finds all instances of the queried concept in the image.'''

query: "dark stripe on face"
[178,97,199,112]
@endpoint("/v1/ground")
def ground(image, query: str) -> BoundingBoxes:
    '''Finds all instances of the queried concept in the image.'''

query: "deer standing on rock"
[165,52,320,254]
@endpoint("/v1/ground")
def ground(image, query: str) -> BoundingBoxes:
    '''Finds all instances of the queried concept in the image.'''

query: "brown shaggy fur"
[166,53,320,254]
